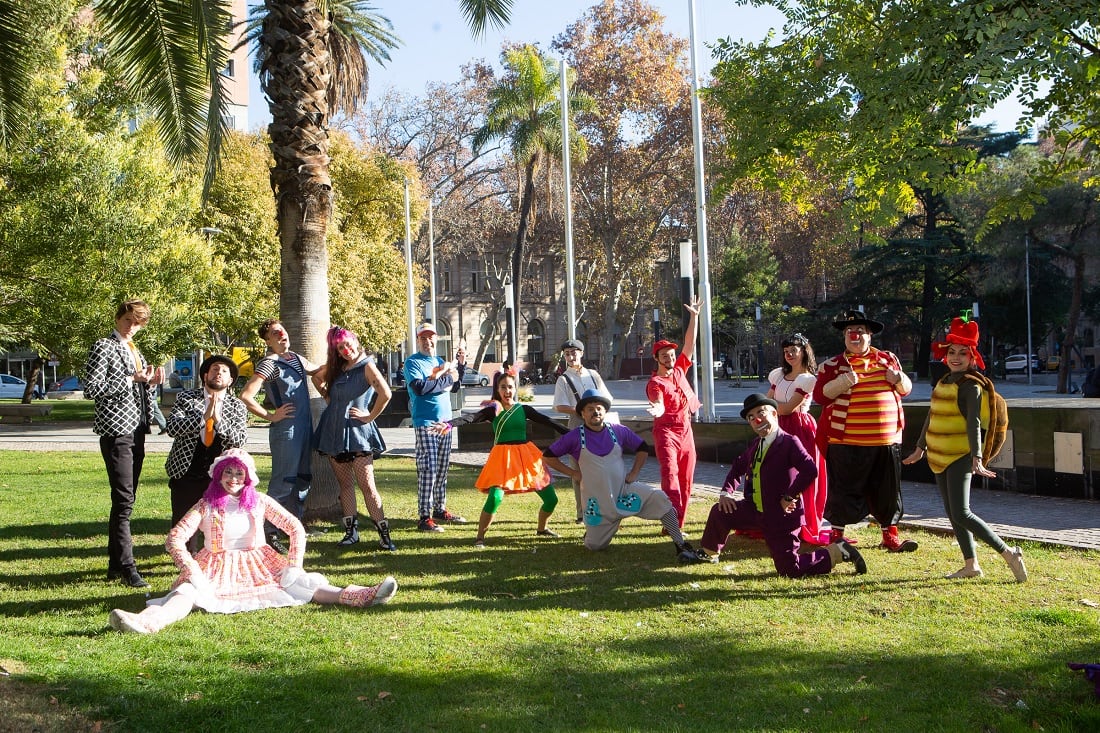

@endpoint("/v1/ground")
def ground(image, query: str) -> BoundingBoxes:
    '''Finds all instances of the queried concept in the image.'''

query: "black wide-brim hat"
[199,354,239,382]
[740,393,779,419]
[832,309,884,334]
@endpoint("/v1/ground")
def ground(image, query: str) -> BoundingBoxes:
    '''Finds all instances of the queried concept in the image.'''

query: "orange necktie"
[203,418,215,447]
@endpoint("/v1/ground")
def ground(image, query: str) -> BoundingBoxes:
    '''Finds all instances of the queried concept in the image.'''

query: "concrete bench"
[0,403,54,424]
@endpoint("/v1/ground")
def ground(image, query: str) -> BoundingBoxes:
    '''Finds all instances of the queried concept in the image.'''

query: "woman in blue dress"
[313,326,394,550]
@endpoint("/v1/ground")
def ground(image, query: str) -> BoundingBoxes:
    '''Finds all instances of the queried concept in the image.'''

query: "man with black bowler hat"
[697,394,866,577]
[165,355,248,547]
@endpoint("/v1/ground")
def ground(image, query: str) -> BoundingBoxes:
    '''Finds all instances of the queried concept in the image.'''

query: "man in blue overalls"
[240,319,321,553]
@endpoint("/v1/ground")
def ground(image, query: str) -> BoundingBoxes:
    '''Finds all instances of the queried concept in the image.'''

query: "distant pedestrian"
[814,310,918,552]
[646,297,702,527]
[903,317,1026,581]
[553,338,613,523]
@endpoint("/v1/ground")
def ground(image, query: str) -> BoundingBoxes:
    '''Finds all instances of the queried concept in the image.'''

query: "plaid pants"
[414,425,452,517]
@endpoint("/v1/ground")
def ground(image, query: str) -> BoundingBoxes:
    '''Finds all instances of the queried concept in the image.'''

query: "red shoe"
[829,528,858,546]
[880,525,918,552]
[800,528,830,546]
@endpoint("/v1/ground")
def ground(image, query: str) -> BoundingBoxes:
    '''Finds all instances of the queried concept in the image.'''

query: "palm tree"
[1,0,512,359]
[472,44,593,361]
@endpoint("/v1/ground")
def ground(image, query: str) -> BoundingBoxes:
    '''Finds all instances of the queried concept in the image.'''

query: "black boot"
[373,518,396,551]
[338,516,359,546]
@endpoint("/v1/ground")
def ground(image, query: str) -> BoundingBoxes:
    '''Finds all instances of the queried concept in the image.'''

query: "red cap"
[652,339,679,357]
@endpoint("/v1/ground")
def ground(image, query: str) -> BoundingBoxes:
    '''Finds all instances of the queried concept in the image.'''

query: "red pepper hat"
[652,339,679,357]
[933,316,985,370]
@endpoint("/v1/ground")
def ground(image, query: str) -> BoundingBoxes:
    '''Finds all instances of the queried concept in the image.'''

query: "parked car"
[1004,354,1042,373]
[460,369,490,387]
[48,375,84,392]
[1044,355,1061,372]
[0,373,31,399]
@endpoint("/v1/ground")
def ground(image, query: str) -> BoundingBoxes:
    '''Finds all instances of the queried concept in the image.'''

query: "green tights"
[482,486,558,515]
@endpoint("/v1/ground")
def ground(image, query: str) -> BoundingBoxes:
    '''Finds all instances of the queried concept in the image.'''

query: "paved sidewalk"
[3,418,1098,550]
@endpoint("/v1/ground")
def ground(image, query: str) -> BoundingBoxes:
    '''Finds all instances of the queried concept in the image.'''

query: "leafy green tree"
[552,0,695,376]
[707,0,1099,231]
[472,43,592,362]
[326,129,421,350]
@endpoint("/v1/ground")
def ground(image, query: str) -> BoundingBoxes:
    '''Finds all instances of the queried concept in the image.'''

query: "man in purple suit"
[698,394,867,577]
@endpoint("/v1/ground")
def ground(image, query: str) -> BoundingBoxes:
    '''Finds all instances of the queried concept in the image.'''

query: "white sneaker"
[370,576,398,606]
[1005,546,1028,583]
[109,609,151,634]
[945,567,984,579]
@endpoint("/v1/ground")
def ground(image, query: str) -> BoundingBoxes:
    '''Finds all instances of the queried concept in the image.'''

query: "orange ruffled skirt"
[475,442,553,493]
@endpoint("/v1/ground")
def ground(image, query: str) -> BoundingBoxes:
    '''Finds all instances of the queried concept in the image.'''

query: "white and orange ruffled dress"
[151,493,327,614]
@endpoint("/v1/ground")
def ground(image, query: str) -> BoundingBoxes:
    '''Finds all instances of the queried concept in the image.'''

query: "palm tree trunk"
[261,0,338,519]
[510,158,538,363]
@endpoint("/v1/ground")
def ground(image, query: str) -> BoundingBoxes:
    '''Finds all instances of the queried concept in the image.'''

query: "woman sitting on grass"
[430,370,568,547]
[108,449,396,634]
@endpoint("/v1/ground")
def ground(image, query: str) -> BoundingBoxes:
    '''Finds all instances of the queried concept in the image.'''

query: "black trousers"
[824,443,904,528]
[99,429,147,572]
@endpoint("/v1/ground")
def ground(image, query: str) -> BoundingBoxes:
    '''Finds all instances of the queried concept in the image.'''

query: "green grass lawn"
[1,450,1098,732]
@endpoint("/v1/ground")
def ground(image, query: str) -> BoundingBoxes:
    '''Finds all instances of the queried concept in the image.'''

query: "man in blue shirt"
[404,323,467,531]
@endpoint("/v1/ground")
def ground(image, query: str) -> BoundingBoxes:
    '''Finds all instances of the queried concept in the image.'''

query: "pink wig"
[204,449,259,512]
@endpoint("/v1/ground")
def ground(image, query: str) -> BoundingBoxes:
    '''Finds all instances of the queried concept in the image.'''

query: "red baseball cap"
[652,339,679,357]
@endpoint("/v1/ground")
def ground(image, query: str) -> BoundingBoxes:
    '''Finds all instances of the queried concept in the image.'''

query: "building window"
[223,59,235,78]
[471,269,481,293]
[480,320,496,362]
[435,320,452,359]
[527,319,545,369]
[441,263,452,293]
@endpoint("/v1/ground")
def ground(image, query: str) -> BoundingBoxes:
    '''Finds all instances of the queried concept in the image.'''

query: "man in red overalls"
[646,297,702,527]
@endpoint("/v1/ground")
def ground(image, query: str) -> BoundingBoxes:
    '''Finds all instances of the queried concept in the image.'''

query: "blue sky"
[245,0,1023,134]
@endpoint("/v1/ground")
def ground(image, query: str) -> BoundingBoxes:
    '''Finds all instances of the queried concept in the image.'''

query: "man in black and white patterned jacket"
[85,299,164,588]
[165,355,248,547]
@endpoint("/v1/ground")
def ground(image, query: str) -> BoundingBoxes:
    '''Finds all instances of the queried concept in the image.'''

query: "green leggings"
[936,455,1008,559]
[482,486,558,515]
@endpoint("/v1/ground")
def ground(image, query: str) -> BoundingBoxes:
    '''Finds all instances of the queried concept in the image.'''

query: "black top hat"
[832,309,884,334]
[575,388,611,414]
[740,393,779,419]
[199,354,239,382]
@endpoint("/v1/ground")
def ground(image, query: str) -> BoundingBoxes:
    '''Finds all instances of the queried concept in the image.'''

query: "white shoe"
[945,567,984,579]
[109,609,151,634]
[1005,546,1028,583]
[370,576,398,606]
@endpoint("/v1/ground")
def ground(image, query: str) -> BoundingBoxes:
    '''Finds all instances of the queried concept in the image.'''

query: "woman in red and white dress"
[107,449,396,634]
[767,334,829,545]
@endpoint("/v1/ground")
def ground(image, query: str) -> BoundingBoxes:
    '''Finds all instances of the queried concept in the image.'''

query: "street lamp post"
[653,308,661,342]
[755,305,765,382]
[1025,234,1034,386]
[679,240,697,390]
[504,281,517,366]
